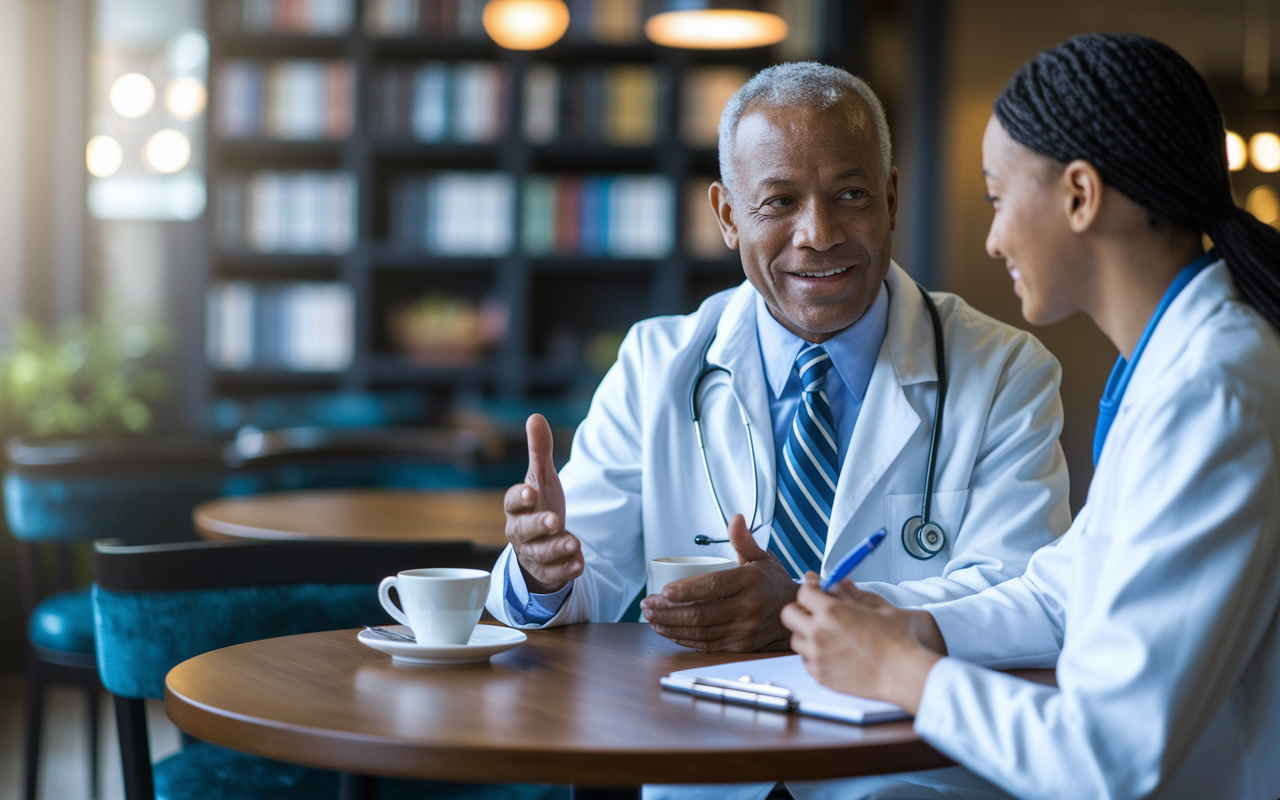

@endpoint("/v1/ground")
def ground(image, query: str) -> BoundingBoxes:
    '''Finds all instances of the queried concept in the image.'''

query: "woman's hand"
[780,575,946,714]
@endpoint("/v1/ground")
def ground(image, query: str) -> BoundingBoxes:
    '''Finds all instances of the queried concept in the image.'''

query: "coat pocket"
[883,490,970,583]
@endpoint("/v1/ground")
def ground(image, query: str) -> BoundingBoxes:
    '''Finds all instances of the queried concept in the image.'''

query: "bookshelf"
[203,0,797,419]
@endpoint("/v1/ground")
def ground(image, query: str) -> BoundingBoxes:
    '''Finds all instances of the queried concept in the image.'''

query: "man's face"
[710,100,898,343]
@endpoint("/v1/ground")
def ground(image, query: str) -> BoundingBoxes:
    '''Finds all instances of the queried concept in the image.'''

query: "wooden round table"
[193,488,509,549]
[165,623,960,798]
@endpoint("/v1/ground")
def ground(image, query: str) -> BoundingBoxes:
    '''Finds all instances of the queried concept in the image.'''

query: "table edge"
[164,679,953,784]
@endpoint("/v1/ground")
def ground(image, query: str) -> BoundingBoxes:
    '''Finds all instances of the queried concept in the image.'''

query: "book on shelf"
[681,66,752,147]
[372,61,507,142]
[362,0,486,37]
[225,0,355,34]
[565,0,642,43]
[217,170,357,254]
[207,281,355,372]
[521,174,675,259]
[388,172,671,259]
[522,63,664,146]
[389,172,516,256]
[216,59,354,140]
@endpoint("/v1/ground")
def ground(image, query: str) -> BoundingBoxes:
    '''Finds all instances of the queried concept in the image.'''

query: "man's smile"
[789,265,853,278]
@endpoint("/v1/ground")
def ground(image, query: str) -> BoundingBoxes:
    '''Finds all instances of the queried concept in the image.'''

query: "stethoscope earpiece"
[693,535,730,546]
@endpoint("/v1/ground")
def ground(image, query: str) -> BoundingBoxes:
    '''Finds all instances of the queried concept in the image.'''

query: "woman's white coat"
[918,261,1280,799]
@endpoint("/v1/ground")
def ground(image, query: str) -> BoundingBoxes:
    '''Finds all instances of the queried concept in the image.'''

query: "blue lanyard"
[1093,250,1217,465]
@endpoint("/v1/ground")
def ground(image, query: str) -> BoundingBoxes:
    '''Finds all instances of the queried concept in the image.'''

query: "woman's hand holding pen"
[781,576,947,715]
[504,414,584,594]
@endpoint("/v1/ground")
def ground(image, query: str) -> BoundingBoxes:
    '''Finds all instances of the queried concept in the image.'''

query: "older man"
[485,62,1068,669]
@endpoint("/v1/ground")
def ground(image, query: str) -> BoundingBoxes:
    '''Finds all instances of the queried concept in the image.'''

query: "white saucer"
[357,624,527,666]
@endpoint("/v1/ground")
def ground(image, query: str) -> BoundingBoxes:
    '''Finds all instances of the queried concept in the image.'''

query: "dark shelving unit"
[201,0,777,417]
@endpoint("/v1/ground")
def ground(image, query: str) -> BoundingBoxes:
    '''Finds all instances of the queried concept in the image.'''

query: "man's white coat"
[486,262,1071,626]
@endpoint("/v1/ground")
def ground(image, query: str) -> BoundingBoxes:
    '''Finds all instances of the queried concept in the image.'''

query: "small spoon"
[362,625,416,643]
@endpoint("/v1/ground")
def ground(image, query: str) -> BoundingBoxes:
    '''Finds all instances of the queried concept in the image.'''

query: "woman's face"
[981,115,1090,325]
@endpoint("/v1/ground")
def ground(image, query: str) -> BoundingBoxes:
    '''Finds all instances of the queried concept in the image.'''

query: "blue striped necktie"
[769,344,840,579]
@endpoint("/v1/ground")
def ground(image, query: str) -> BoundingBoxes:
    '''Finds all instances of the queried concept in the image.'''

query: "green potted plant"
[0,317,170,440]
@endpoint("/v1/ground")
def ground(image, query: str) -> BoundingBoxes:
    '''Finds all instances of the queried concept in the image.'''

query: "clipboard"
[660,654,908,725]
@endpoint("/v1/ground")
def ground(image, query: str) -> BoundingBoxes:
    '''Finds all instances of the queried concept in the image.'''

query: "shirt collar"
[755,282,890,401]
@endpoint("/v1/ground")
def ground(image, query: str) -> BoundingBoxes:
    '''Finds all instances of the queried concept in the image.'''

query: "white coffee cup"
[648,556,735,596]
[378,568,490,646]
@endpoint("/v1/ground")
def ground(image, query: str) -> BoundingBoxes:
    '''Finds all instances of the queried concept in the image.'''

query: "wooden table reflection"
[193,488,509,548]
[165,623,980,798]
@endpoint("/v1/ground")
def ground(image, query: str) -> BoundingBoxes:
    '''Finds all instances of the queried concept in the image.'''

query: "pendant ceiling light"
[482,0,571,50]
[645,0,787,50]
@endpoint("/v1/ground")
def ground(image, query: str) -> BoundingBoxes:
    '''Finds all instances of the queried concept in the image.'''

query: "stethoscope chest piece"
[901,516,946,560]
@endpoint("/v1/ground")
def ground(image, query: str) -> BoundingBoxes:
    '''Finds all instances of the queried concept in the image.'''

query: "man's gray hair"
[718,62,892,194]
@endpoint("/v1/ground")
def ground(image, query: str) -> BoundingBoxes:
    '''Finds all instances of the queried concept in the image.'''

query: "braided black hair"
[994,32,1280,332]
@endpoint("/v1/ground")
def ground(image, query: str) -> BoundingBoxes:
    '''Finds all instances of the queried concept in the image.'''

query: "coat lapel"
[825,263,936,560]
[705,283,777,544]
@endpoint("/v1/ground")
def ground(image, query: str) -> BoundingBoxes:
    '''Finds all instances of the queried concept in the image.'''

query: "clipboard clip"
[689,675,797,711]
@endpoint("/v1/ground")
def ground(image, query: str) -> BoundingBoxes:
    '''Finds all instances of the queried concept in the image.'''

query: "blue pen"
[819,528,887,592]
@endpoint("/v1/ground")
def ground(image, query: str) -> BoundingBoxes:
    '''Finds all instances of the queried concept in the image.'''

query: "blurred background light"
[88,174,206,221]
[644,2,787,49]
[1226,130,1247,171]
[1249,132,1280,172]
[1247,185,1280,225]
[144,128,191,173]
[109,72,156,118]
[168,28,209,74]
[482,0,570,50]
[165,77,207,120]
[85,135,124,177]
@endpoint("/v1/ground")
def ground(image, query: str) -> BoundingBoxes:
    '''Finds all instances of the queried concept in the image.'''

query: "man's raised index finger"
[524,413,557,490]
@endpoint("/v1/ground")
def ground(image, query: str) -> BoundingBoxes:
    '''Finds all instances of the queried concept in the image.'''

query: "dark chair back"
[222,425,525,495]
[6,436,228,552]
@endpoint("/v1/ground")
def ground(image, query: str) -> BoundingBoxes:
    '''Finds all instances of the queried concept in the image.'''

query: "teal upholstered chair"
[207,390,427,434]
[93,538,567,800]
[7,436,228,800]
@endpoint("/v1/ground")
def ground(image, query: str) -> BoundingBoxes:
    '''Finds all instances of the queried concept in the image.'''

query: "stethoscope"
[690,283,949,560]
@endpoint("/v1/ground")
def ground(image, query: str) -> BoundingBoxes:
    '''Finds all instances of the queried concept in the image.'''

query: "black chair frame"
[19,539,102,800]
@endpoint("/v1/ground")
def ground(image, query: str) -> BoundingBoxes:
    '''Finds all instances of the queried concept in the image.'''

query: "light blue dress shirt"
[755,285,888,471]
[504,282,890,624]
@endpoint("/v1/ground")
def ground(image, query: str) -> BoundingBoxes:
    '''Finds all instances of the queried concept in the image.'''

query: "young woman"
[781,33,1280,800]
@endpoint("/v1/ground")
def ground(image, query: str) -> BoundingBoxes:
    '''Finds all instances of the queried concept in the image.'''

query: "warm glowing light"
[1226,131,1247,171]
[165,77,207,120]
[645,9,787,49]
[1247,185,1280,225]
[86,135,124,177]
[144,129,192,173]
[109,73,156,118]
[1250,132,1280,172]
[482,0,570,50]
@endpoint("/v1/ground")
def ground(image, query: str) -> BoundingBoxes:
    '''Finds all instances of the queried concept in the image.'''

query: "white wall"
[0,0,24,337]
